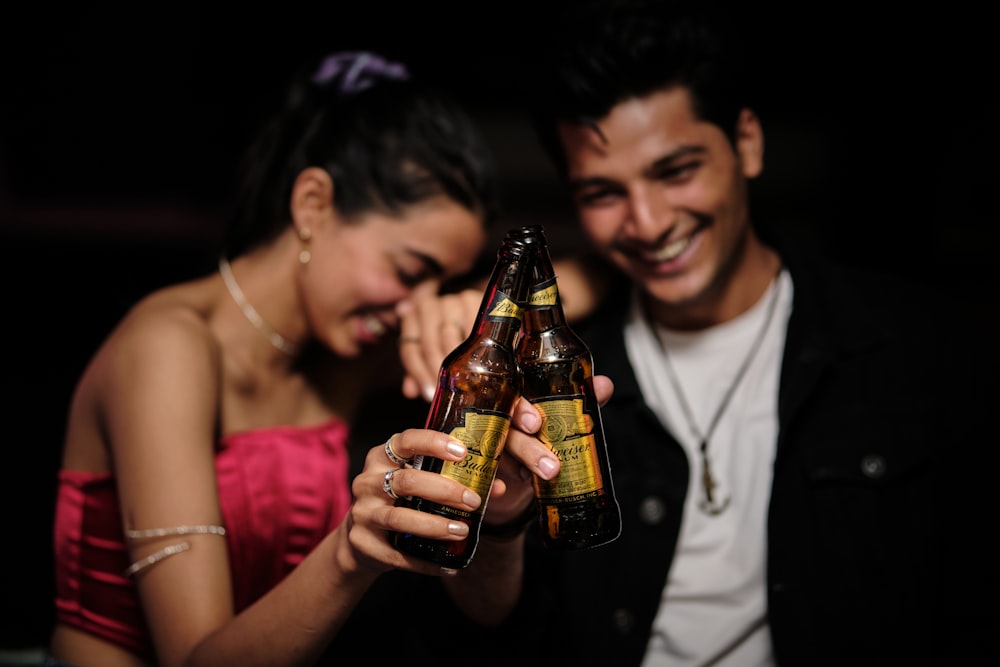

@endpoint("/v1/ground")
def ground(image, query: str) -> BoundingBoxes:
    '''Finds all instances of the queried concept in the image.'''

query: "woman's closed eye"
[397,268,429,288]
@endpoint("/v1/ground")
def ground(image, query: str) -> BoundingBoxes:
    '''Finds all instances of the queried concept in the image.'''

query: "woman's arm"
[97,304,487,667]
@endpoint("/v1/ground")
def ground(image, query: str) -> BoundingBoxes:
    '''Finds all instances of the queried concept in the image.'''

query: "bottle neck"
[474,285,525,345]
[472,246,533,345]
[523,252,567,332]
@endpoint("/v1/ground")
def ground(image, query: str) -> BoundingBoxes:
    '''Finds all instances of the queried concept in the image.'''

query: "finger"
[503,422,561,481]
[413,293,457,365]
[504,376,613,481]
[507,377,612,436]
[343,510,463,577]
[398,337,439,404]
[437,289,478,348]
[592,374,615,406]
[397,292,448,402]
[383,433,413,467]
[368,467,481,552]
[349,429,488,576]
[372,429,467,467]
[353,434,480,532]
[378,466,482,510]
[364,430,478,506]
[412,289,478,385]
[511,397,543,434]
[346,525,461,577]
[401,375,423,401]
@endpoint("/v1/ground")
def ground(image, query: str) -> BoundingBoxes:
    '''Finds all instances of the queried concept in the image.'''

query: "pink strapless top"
[52,419,352,658]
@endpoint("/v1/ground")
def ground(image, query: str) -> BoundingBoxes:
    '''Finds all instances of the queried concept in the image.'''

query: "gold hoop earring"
[298,228,312,265]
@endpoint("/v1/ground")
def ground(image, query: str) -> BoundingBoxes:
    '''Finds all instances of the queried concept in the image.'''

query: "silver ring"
[384,434,411,467]
[383,468,400,500]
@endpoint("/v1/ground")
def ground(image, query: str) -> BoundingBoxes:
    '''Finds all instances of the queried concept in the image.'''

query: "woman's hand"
[396,287,481,402]
[342,429,481,575]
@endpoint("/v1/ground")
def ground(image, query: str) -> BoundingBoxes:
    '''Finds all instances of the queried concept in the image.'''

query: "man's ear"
[735,108,764,178]
[290,167,335,237]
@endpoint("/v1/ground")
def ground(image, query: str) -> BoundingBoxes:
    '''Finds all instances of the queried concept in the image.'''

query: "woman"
[47,51,562,667]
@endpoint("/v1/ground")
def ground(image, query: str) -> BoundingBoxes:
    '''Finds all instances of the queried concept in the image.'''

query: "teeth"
[644,237,690,262]
[362,314,385,336]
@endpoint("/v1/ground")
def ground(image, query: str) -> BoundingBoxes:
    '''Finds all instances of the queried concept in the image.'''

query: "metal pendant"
[697,452,731,516]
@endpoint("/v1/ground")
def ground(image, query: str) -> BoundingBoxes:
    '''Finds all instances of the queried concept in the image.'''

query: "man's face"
[556,87,762,325]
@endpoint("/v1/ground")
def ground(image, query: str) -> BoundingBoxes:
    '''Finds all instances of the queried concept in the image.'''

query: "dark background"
[1,2,996,653]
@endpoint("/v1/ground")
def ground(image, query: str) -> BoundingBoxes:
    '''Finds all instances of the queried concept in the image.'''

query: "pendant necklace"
[653,275,782,516]
[218,258,299,356]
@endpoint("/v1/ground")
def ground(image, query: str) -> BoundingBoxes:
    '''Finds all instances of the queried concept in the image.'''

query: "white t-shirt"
[624,270,793,667]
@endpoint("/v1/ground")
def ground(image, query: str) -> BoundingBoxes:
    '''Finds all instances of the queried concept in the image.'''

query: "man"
[505,1,995,665]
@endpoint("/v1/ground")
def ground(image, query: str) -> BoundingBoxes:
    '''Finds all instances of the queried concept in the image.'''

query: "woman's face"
[304,195,487,357]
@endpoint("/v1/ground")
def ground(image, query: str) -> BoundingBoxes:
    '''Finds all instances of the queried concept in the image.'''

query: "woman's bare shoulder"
[77,275,222,404]
[63,275,223,469]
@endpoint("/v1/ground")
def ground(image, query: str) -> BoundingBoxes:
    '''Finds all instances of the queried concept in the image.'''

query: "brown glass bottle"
[515,225,621,550]
[391,229,536,569]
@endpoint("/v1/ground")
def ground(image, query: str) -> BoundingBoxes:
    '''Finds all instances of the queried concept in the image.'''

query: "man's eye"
[577,188,619,207]
[654,162,698,182]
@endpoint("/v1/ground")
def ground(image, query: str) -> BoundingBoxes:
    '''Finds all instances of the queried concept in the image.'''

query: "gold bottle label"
[527,280,558,307]
[487,294,523,320]
[533,396,605,500]
[441,409,511,501]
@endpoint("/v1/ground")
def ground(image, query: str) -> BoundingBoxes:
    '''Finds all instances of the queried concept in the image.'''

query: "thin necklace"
[218,258,299,356]
[652,275,782,516]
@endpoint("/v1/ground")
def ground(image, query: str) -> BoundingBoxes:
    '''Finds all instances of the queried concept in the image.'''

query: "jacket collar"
[576,242,904,425]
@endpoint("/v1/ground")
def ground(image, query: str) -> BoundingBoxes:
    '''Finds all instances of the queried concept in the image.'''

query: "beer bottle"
[391,229,536,569]
[515,225,621,550]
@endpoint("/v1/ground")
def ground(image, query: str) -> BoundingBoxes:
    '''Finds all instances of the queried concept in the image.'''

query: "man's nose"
[625,185,673,241]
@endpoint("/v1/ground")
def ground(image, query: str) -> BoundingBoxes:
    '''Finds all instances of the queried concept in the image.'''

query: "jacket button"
[638,496,666,525]
[611,608,634,635]
[860,454,887,479]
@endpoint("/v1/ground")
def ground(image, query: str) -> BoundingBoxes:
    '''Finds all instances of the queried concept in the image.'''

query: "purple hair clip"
[311,51,410,95]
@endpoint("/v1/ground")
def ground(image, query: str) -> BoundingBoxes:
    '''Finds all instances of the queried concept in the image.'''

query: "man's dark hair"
[528,0,755,177]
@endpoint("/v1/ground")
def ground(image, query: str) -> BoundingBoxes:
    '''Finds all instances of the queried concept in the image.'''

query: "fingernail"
[448,521,469,535]
[440,567,459,576]
[423,385,436,402]
[537,456,559,479]
[462,489,482,508]
[446,440,466,458]
[521,411,541,432]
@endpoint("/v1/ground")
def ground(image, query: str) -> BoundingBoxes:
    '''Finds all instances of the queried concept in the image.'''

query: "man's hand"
[486,374,615,526]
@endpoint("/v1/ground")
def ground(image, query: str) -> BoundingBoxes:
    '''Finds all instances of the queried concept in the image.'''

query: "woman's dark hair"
[529,0,754,177]
[222,51,499,258]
